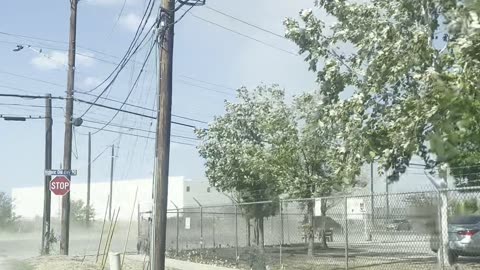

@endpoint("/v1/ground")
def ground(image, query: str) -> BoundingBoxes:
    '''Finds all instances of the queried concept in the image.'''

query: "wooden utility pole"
[41,94,53,255]
[152,0,175,268]
[109,144,115,220]
[86,132,91,226]
[60,0,78,255]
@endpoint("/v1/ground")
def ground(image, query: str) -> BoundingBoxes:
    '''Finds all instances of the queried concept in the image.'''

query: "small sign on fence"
[185,217,191,229]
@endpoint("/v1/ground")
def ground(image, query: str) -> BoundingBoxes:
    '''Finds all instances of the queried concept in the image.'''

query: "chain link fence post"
[212,212,216,248]
[193,198,204,250]
[280,200,284,246]
[344,195,349,270]
[279,200,284,268]
[170,200,180,256]
[200,206,204,249]
[439,188,449,269]
[235,204,239,262]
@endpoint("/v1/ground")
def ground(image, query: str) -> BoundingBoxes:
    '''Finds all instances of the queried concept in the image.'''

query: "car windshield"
[450,216,480,225]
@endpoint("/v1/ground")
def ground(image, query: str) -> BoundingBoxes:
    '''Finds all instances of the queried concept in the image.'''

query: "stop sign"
[50,176,71,196]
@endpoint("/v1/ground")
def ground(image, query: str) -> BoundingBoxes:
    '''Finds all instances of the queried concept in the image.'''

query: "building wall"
[11,177,230,221]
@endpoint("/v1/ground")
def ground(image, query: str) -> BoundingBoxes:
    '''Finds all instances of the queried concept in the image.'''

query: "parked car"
[386,219,412,231]
[430,215,480,263]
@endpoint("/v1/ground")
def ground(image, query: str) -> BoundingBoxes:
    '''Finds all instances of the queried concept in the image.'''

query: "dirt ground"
[22,255,148,270]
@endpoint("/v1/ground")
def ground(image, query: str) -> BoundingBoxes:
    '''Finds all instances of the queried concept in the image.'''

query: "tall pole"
[152,0,175,269]
[41,94,53,255]
[386,177,390,220]
[367,162,374,241]
[86,132,91,226]
[109,144,114,220]
[370,163,374,220]
[60,0,78,255]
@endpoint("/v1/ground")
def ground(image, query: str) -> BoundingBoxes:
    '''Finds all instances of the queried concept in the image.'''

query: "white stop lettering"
[51,181,70,190]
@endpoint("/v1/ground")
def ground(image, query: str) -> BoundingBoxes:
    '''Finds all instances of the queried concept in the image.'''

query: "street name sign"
[45,169,77,176]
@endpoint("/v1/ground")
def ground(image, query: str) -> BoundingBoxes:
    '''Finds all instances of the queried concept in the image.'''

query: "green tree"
[71,199,95,224]
[196,85,297,252]
[0,192,18,230]
[284,0,480,185]
[288,93,363,256]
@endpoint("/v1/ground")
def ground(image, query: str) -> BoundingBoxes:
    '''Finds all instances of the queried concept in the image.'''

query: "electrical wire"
[80,0,156,95]
[0,93,200,129]
[174,0,201,24]
[1,47,238,94]
[72,97,198,128]
[176,79,235,96]
[187,11,298,56]
[90,145,111,166]
[0,30,147,66]
[178,74,236,91]
[0,103,63,109]
[81,124,197,146]
[108,0,128,38]
[0,70,208,123]
[87,36,157,135]
[83,118,198,140]
[204,5,285,40]
[83,1,205,134]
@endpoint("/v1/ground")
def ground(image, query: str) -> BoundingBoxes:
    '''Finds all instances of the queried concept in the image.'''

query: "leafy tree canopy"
[285,0,480,186]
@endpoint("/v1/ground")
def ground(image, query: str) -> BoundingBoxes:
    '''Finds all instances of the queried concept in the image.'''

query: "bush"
[71,199,95,224]
[0,192,19,231]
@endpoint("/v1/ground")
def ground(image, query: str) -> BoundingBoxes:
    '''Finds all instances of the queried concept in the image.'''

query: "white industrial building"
[11,176,231,221]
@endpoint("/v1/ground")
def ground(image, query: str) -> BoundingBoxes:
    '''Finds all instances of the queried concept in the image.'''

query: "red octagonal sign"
[50,176,71,196]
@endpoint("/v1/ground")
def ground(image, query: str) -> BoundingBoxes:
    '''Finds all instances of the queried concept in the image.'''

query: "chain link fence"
[136,187,480,269]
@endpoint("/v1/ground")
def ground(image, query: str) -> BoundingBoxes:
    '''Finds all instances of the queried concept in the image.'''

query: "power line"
[1,49,237,96]
[0,102,63,109]
[0,93,51,99]
[73,97,198,128]
[0,30,125,62]
[0,93,199,129]
[81,124,197,147]
[187,11,298,56]
[178,74,236,91]
[80,0,156,95]
[86,144,112,166]
[0,84,45,94]
[0,69,65,88]
[0,70,208,123]
[85,36,157,135]
[204,6,285,40]
[83,118,198,140]
[176,79,235,96]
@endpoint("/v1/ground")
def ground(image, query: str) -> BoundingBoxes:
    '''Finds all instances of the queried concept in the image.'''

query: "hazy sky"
[0,0,433,195]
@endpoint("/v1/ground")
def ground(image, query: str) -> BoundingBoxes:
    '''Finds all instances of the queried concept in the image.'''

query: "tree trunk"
[259,217,265,250]
[246,218,251,247]
[320,199,328,249]
[307,201,315,257]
